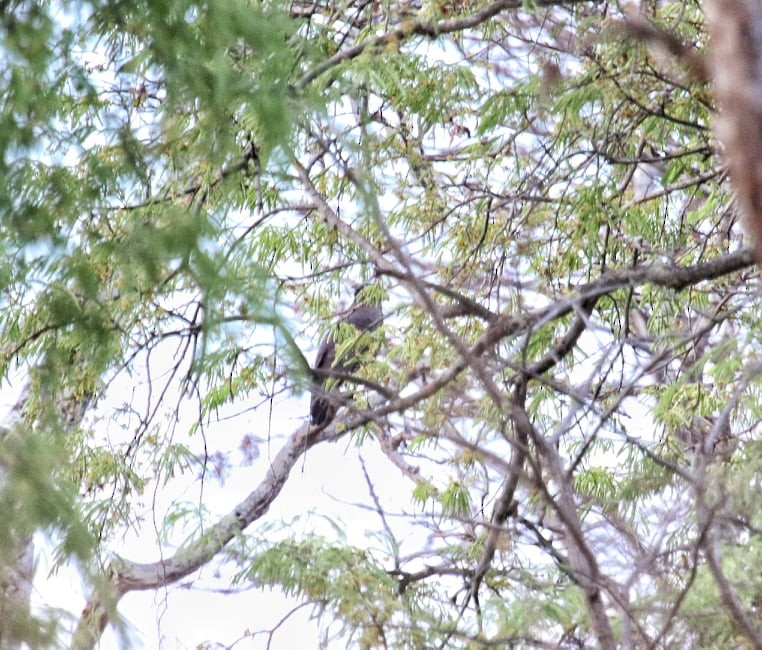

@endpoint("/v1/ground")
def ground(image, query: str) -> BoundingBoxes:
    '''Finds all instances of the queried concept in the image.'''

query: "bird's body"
[310,292,383,426]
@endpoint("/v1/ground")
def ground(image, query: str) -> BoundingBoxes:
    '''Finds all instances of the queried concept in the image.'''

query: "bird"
[310,286,384,426]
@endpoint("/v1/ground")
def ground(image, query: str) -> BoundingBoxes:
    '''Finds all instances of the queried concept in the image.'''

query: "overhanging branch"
[294,0,603,90]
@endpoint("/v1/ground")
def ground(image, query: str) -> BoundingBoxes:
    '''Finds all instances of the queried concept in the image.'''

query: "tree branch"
[707,0,762,262]
[69,248,757,648]
[70,423,337,649]
[337,249,757,432]
[294,0,601,90]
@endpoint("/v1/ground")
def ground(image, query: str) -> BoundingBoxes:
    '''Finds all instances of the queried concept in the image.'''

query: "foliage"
[0,0,761,648]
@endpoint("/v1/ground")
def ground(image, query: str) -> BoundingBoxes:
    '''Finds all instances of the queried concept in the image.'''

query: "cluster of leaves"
[1,0,762,648]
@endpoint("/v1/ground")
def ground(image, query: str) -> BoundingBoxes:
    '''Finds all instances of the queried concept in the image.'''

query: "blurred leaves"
[0,0,761,648]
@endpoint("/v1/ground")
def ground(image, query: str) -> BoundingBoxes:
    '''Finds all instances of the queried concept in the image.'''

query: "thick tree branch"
[462,383,529,607]
[691,365,762,648]
[339,249,757,432]
[521,404,618,650]
[70,423,339,649]
[2,376,95,648]
[623,16,708,83]
[294,0,601,90]
[707,0,762,262]
[526,297,598,378]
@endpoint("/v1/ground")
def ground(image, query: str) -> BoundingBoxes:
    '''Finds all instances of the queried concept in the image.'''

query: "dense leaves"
[1,0,761,648]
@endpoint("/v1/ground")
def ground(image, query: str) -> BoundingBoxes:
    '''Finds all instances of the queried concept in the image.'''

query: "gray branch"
[69,423,333,649]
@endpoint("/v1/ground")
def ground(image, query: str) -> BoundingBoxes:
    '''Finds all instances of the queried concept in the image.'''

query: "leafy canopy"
[1,1,762,648]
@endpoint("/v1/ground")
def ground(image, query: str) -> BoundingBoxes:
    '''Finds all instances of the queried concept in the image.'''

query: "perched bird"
[310,287,384,426]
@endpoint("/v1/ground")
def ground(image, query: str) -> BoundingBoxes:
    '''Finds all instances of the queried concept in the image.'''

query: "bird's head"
[350,282,383,307]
